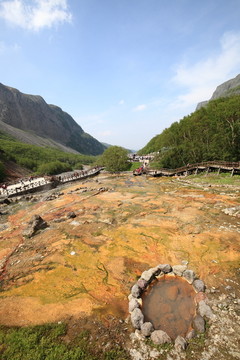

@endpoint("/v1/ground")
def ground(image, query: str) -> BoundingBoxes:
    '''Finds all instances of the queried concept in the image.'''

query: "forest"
[139,95,240,169]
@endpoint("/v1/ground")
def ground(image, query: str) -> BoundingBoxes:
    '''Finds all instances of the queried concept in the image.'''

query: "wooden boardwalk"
[0,167,103,198]
[141,161,240,177]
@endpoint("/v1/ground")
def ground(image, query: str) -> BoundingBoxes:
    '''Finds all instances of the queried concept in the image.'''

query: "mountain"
[0,83,106,156]
[196,74,240,110]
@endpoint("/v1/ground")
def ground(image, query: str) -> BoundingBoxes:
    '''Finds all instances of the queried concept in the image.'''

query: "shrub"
[37,161,72,175]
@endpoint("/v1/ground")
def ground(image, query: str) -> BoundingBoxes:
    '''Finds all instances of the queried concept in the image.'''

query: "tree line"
[138,95,240,169]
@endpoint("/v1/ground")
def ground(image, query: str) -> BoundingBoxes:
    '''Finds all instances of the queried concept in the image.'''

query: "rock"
[131,284,141,298]
[141,267,160,283]
[186,329,196,340]
[22,215,48,238]
[140,322,154,337]
[194,292,207,304]
[137,278,148,290]
[172,265,187,276]
[183,269,195,284]
[198,300,215,320]
[67,211,76,219]
[150,330,171,345]
[158,264,172,273]
[193,315,205,333]
[193,279,205,293]
[131,308,144,329]
[175,335,187,351]
[129,298,140,312]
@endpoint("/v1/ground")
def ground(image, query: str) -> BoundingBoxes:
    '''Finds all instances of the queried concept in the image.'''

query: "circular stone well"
[141,275,196,340]
[129,264,215,349]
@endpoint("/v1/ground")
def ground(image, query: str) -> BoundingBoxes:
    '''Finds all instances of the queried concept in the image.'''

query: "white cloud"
[133,104,147,112]
[119,99,125,105]
[172,31,240,109]
[0,0,72,31]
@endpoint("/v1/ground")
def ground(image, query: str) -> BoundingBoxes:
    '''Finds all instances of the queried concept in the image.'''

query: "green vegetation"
[0,323,130,360]
[139,95,240,168]
[0,160,5,182]
[99,146,131,172]
[0,131,96,177]
[128,162,142,171]
[187,171,240,186]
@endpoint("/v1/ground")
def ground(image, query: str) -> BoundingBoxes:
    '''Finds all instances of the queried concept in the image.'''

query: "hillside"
[139,74,240,167]
[196,73,240,110]
[0,83,106,156]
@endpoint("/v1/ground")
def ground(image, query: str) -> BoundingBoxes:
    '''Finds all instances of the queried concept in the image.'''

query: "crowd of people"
[0,166,102,197]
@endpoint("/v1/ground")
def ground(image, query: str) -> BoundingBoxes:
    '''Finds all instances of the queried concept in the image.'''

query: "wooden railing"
[142,161,240,177]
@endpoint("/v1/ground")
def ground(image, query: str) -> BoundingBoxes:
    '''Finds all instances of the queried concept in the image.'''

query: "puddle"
[141,275,196,340]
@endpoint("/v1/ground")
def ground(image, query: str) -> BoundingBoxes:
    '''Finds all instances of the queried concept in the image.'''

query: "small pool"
[141,275,196,340]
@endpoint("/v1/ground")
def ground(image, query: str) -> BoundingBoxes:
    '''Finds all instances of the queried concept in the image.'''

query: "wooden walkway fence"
[145,161,240,177]
[0,167,103,198]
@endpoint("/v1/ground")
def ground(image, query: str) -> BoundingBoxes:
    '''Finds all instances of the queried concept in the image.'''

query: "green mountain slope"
[139,95,240,168]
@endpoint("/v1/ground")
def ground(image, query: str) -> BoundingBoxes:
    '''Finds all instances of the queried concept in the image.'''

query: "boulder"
[131,308,144,329]
[186,329,196,340]
[22,215,48,238]
[193,279,205,293]
[140,268,158,283]
[140,322,154,337]
[172,265,187,276]
[131,284,141,298]
[66,211,76,219]
[193,315,205,333]
[175,336,187,351]
[150,330,171,345]
[129,298,140,312]
[198,300,215,320]
[183,269,195,284]
[137,278,148,290]
[158,264,172,273]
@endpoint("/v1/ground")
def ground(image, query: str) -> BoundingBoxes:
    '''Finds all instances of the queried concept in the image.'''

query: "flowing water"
[142,275,196,340]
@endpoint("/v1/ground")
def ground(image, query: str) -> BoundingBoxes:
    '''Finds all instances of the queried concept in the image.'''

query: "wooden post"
[217,167,220,175]
[231,168,235,177]
[195,167,198,175]
[205,167,209,176]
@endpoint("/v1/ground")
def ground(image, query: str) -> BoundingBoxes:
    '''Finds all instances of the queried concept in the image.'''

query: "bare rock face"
[150,330,171,345]
[22,215,48,238]
[196,73,240,109]
[0,83,105,155]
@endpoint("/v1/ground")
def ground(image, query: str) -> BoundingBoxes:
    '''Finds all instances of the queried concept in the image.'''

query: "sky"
[0,0,240,151]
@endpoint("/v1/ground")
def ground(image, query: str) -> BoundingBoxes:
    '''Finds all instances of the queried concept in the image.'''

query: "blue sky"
[0,0,240,151]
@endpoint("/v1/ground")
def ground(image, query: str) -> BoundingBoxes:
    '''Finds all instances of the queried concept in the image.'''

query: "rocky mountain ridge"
[196,73,240,110]
[0,83,106,155]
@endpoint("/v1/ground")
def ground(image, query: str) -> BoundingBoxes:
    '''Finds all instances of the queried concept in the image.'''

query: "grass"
[0,323,130,360]
[187,172,240,186]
